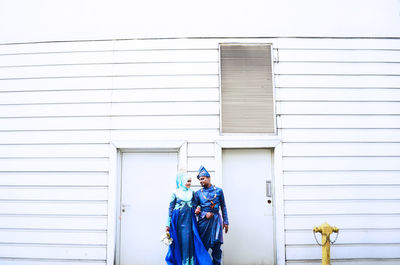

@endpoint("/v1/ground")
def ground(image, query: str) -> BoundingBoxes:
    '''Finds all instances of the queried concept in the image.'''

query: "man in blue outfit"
[194,165,229,265]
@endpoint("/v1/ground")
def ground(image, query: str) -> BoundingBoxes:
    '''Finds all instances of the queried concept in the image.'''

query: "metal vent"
[220,44,275,133]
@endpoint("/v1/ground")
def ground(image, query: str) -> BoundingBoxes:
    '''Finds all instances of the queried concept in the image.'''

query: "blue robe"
[166,191,212,265]
[193,186,229,249]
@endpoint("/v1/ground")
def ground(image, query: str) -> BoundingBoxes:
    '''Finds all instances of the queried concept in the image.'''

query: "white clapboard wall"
[0,37,400,265]
[275,38,400,265]
[0,38,222,265]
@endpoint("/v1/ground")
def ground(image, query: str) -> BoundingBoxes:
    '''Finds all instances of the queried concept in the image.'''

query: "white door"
[119,152,178,265]
[222,149,275,265]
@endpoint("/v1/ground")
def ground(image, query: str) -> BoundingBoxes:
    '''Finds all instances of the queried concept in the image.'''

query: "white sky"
[0,0,400,43]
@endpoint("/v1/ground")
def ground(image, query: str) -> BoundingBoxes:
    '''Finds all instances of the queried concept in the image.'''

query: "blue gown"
[166,190,212,265]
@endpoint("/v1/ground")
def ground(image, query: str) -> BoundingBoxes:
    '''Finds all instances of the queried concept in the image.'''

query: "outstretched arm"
[220,190,229,233]
[166,193,176,231]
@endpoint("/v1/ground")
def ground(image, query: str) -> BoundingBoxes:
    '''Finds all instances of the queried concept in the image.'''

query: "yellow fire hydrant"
[313,223,339,265]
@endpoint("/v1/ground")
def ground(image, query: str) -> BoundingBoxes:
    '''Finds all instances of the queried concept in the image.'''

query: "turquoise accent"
[174,200,192,210]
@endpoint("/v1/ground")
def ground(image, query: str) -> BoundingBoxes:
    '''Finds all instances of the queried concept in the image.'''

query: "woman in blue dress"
[165,172,212,265]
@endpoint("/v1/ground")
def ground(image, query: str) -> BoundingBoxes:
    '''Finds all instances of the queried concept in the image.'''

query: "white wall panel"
[1,37,400,265]
[276,75,400,88]
[283,143,400,157]
[276,88,400,101]
[0,131,110,144]
[0,201,107,215]
[276,62,400,75]
[0,187,108,200]
[0,41,113,55]
[284,171,400,186]
[281,129,400,142]
[275,39,400,50]
[0,90,111,104]
[287,260,400,265]
[278,102,400,115]
[279,115,400,129]
[187,143,215,157]
[111,116,219,130]
[0,172,108,186]
[0,52,114,67]
[0,77,113,92]
[111,88,219,102]
[112,102,219,116]
[286,245,400,260]
[0,245,106,260]
[113,62,218,75]
[283,157,400,171]
[0,230,107,245]
[0,259,105,265]
[285,215,400,230]
[277,49,400,62]
[278,41,400,264]
[187,157,216,171]
[113,49,218,63]
[284,186,400,200]
[110,129,219,142]
[286,229,400,245]
[0,104,110,118]
[0,144,109,158]
[113,75,218,89]
[0,158,109,172]
[0,117,110,131]
[0,65,113,79]
[285,200,400,215]
[0,216,107,230]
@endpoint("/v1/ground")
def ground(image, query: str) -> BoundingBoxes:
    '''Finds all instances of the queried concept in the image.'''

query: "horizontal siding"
[0,259,105,265]
[286,229,400,244]
[0,216,107,230]
[286,244,400,259]
[277,42,400,264]
[277,88,400,101]
[0,244,106,259]
[283,171,400,186]
[0,38,222,265]
[2,37,400,265]
[285,215,400,230]
[0,230,107,245]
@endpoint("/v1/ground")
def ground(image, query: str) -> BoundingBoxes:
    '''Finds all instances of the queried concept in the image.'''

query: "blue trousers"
[207,243,222,265]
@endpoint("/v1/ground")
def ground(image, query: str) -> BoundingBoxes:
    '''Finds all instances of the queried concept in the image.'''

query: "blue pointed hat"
[197,165,210,179]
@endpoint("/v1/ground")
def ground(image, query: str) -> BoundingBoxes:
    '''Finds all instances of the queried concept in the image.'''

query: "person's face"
[185,178,192,189]
[199,176,210,188]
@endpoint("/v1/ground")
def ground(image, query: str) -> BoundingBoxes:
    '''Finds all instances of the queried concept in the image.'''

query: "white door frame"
[214,136,285,265]
[107,140,187,265]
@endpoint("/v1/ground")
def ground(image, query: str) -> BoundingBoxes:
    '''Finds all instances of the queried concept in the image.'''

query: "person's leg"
[211,243,222,265]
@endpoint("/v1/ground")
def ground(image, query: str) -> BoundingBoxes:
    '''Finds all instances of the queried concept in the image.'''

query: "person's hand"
[224,224,229,233]
[195,207,201,215]
[166,226,170,232]
[205,212,214,219]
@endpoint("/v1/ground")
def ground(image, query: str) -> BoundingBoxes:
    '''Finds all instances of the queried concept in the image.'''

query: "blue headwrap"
[174,171,193,202]
[176,171,190,191]
[197,165,210,179]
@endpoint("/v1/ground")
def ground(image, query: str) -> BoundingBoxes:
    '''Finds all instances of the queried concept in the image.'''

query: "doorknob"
[121,204,131,213]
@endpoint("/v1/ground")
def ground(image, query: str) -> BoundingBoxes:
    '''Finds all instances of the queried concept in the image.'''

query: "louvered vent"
[220,44,275,133]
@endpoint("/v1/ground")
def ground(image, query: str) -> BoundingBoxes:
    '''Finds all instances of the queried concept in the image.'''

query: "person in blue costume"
[194,165,229,265]
[165,171,213,265]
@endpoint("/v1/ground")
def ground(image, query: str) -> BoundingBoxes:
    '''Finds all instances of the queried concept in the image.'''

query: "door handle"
[121,204,131,213]
[266,181,272,197]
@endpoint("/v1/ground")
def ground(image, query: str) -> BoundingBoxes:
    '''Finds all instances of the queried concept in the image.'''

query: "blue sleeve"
[220,189,229,225]
[166,192,176,227]
[193,190,201,209]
